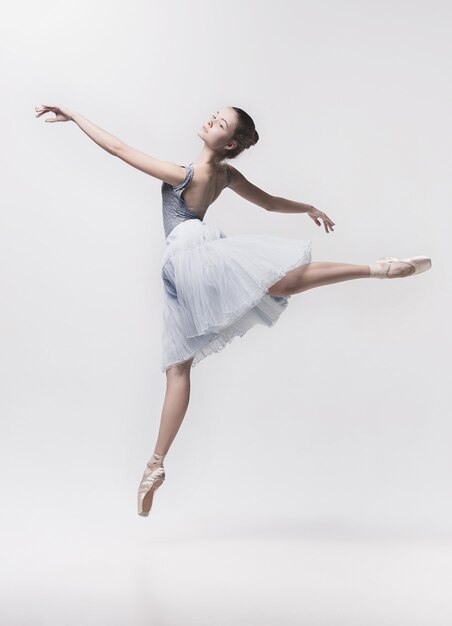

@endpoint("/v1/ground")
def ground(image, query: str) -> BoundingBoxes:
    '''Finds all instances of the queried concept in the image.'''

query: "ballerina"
[35,103,432,516]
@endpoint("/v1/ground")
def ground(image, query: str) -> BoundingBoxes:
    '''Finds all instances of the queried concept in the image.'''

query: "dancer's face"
[198,107,238,153]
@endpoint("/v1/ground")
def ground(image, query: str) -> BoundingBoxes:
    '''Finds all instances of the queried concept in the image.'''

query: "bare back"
[161,162,232,239]
[180,162,231,220]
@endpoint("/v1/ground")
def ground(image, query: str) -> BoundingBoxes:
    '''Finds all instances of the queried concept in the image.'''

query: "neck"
[193,144,225,167]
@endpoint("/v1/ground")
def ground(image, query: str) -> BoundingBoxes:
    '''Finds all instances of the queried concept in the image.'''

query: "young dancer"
[35,104,432,516]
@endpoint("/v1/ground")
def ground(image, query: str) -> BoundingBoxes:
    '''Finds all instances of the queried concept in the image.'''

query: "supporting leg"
[137,357,195,516]
[148,356,194,470]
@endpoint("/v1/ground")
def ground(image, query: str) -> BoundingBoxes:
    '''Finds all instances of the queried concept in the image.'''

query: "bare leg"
[267,260,413,297]
[137,357,195,515]
[148,356,194,470]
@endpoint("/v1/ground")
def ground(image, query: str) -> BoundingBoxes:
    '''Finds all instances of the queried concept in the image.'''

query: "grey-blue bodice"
[161,162,232,239]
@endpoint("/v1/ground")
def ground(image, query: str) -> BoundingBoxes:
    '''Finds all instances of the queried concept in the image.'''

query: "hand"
[34,104,74,123]
[307,205,335,234]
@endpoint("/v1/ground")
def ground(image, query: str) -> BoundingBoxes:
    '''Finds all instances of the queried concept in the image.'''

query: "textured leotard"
[161,162,232,239]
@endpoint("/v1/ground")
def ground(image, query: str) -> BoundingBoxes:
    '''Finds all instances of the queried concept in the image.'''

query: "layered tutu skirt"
[160,219,312,372]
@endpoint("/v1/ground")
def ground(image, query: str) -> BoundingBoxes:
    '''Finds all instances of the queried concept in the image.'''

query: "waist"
[165,217,204,241]
[161,220,226,265]
[163,213,202,240]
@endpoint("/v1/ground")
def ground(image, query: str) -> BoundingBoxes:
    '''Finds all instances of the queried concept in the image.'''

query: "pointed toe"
[404,255,432,275]
[370,255,432,279]
[137,461,165,517]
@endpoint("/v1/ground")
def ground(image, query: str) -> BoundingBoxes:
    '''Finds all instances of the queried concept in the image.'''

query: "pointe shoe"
[369,255,432,279]
[137,453,166,517]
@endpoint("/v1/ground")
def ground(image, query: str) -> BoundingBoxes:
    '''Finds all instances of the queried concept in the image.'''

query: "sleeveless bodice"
[161,162,232,239]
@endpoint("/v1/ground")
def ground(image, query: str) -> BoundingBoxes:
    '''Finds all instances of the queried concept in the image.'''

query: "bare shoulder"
[114,142,187,187]
[224,164,274,211]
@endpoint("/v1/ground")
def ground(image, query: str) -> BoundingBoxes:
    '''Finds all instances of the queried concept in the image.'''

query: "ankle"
[368,261,388,278]
[149,452,166,467]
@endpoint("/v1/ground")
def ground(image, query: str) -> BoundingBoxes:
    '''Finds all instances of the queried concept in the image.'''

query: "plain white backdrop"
[1,0,451,624]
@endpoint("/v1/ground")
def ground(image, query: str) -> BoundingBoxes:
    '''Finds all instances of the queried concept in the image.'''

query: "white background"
[1,0,451,624]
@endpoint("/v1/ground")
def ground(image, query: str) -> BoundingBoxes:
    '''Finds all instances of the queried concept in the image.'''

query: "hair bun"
[227,106,259,158]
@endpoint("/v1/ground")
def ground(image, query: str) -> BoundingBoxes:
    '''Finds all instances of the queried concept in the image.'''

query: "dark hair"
[223,106,259,160]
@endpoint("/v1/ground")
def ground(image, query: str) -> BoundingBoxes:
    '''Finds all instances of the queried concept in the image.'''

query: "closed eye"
[212,114,224,129]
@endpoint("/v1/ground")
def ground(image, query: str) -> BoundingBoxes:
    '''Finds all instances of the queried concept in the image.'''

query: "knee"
[166,357,194,379]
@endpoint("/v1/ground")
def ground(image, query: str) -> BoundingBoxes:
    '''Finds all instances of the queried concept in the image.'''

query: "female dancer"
[34,104,432,517]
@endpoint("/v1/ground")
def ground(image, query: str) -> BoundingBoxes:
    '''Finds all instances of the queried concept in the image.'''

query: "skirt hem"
[161,240,312,373]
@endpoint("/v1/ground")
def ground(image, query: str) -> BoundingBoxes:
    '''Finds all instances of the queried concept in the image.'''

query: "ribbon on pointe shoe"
[146,452,165,469]
[370,256,417,278]
[369,259,392,278]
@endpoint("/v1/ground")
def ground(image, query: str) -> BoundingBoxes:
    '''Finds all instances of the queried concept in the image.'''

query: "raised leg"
[268,256,427,296]
[267,261,374,296]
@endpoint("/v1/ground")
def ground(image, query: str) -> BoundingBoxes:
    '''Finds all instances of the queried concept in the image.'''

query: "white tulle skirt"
[160,219,312,373]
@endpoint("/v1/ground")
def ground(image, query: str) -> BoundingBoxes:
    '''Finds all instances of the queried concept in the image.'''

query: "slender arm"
[270,195,313,214]
[71,111,122,155]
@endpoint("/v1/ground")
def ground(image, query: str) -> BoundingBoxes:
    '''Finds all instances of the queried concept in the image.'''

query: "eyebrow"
[217,110,229,128]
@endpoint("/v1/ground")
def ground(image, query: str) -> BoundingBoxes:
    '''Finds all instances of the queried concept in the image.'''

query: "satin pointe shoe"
[369,255,432,279]
[137,453,166,517]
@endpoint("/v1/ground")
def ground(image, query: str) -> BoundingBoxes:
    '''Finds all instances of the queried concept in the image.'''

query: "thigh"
[267,264,311,296]
[267,275,290,296]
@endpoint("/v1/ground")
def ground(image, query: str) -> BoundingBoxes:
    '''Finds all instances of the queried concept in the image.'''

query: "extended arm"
[72,110,187,185]
[228,164,335,233]
[270,195,313,214]
[227,164,311,213]
[271,190,336,232]
[35,105,188,187]
[71,110,121,155]
[35,105,120,153]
